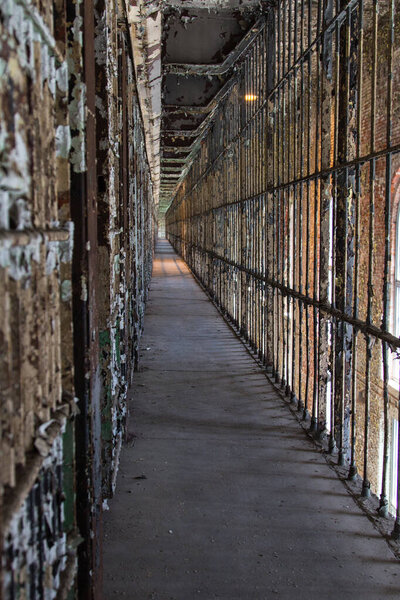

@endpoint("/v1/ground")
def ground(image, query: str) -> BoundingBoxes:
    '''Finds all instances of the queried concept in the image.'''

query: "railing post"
[316,0,335,439]
[333,2,358,467]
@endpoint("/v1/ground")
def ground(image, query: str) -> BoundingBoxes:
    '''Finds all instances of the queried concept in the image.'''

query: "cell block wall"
[166,0,400,529]
[0,0,155,596]
[0,0,77,594]
[95,0,154,500]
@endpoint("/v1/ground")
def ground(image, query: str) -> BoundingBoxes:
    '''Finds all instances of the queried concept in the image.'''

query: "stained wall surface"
[0,0,155,597]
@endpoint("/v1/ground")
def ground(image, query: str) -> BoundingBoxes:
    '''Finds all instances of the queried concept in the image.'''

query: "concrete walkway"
[103,239,400,600]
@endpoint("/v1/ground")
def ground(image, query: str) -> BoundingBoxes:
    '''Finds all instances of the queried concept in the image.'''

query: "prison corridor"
[102,240,399,599]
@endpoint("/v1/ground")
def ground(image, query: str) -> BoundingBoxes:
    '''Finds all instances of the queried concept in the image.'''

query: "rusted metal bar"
[348,0,363,481]
[170,236,400,352]
[170,141,400,220]
[362,0,378,498]
[380,0,395,519]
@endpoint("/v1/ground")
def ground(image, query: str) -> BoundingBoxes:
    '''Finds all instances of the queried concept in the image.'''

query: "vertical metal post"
[380,0,394,518]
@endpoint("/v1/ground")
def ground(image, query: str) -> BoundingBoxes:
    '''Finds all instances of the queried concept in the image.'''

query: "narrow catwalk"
[103,240,400,599]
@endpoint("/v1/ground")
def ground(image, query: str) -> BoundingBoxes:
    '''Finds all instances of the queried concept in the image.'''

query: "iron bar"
[169,235,400,353]
[380,0,395,519]
[170,141,400,221]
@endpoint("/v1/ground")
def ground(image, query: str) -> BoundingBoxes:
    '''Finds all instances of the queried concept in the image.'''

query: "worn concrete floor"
[103,239,400,599]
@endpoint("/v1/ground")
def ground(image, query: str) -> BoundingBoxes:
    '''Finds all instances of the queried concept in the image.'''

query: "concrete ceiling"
[126,0,267,221]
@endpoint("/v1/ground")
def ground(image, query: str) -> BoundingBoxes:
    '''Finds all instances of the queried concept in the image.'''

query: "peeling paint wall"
[0,0,155,596]
[0,0,77,594]
[95,0,154,499]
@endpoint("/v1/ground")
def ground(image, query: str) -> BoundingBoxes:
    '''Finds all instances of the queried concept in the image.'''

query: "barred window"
[395,203,400,339]
[390,184,400,389]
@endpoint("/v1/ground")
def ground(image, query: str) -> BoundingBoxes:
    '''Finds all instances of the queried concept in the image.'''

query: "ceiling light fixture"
[245,94,258,102]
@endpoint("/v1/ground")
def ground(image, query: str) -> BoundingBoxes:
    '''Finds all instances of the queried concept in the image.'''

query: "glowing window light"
[244,94,258,102]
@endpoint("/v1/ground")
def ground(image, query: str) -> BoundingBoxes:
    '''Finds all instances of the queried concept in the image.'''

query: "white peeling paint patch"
[70,132,87,173]
[61,279,72,302]
[69,81,87,173]
[1,0,59,82]
[56,61,69,93]
[113,253,120,276]
[40,44,50,91]
[67,10,87,174]
[0,114,31,197]
[0,235,41,281]
[56,125,72,159]
[59,220,75,263]
[14,197,32,229]
[45,241,59,275]
[72,14,83,45]
[80,275,88,302]
[95,95,107,120]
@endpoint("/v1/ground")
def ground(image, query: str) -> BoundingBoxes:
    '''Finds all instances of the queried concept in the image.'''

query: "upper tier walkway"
[103,239,400,600]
